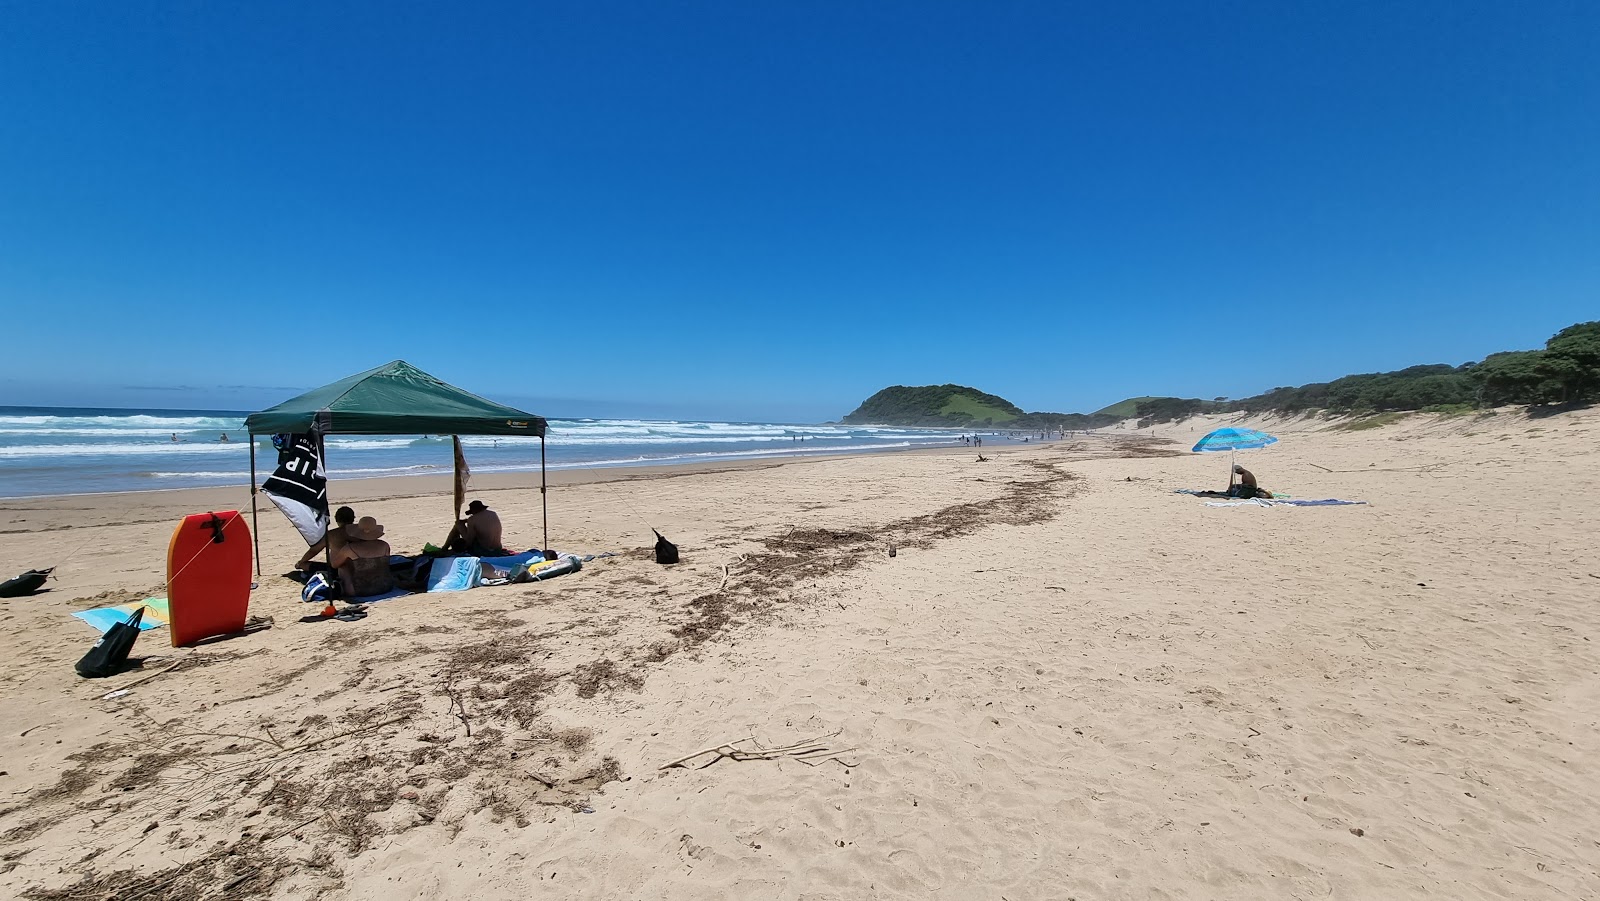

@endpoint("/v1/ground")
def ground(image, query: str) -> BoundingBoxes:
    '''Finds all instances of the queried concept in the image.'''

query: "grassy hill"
[843,385,1120,429]
[936,392,1020,424]
[842,385,1023,427]
[1092,396,1164,418]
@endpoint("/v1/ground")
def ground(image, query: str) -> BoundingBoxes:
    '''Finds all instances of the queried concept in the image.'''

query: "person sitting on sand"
[1229,465,1273,499]
[297,506,356,571]
[329,516,395,597]
[443,500,509,556]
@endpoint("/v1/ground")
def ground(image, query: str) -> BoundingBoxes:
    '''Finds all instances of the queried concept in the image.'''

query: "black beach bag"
[653,530,679,565]
[0,568,52,597]
[75,606,146,679]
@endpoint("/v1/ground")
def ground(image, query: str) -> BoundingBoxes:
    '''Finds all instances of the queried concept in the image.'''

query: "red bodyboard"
[166,511,252,647]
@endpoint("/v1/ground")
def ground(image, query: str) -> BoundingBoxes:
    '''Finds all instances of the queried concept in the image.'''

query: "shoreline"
[0,418,1020,503]
[0,439,1051,535]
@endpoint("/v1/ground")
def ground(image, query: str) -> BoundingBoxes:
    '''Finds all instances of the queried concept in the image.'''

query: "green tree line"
[1134,321,1600,424]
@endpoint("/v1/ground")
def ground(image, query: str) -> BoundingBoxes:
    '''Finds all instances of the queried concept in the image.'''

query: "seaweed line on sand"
[670,459,1083,648]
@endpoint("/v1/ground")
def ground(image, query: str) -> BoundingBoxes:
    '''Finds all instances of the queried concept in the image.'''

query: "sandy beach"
[1,409,1597,900]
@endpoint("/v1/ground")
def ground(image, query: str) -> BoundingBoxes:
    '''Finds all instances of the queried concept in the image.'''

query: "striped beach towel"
[73,597,171,632]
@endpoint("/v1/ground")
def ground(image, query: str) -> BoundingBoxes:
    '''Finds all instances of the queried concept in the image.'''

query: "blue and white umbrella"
[1193,427,1278,486]
[1192,427,1278,453]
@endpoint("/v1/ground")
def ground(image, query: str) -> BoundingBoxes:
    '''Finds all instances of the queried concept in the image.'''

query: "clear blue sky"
[2,1,1595,422]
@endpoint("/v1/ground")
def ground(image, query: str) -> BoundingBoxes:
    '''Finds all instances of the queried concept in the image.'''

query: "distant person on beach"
[330,516,396,596]
[1230,465,1272,499]
[297,506,357,571]
[444,500,509,556]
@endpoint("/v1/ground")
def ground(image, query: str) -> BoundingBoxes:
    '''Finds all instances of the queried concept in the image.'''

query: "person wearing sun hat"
[443,500,508,557]
[329,516,395,596]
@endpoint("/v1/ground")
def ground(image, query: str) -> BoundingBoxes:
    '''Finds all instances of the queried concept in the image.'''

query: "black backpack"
[653,530,679,565]
[75,607,145,678]
[0,568,52,597]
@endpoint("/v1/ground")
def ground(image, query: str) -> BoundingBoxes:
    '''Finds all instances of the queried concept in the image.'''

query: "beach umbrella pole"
[540,433,548,551]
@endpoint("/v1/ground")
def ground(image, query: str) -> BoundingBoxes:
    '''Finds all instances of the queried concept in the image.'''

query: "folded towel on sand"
[73,597,171,632]
[427,557,482,592]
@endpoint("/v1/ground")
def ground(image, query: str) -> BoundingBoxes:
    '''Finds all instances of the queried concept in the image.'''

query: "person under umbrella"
[1229,464,1273,499]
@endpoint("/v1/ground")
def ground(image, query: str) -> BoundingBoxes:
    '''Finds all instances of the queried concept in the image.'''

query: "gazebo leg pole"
[322,434,333,570]
[541,434,548,551]
[249,433,261,577]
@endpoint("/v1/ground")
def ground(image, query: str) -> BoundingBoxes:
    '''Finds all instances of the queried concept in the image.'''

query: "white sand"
[1,409,1596,899]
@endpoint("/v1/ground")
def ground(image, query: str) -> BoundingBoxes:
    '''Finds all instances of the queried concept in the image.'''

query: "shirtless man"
[297,506,357,571]
[1230,465,1272,499]
[444,500,508,556]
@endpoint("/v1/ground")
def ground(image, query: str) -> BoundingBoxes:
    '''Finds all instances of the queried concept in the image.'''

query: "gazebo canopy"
[245,361,546,437]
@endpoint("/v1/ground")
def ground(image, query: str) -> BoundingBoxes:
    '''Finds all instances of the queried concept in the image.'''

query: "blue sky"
[2,1,1595,422]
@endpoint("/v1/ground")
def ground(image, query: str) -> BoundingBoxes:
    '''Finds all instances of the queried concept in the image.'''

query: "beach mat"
[73,597,171,632]
[1205,498,1366,508]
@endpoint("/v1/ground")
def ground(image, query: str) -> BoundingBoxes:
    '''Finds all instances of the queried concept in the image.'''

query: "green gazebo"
[244,361,549,568]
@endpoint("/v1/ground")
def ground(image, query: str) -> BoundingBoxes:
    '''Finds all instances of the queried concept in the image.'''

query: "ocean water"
[0,406,974,498]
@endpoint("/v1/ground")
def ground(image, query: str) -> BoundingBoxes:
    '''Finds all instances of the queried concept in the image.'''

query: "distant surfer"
[219,433,230,443]
[171,433,179,442]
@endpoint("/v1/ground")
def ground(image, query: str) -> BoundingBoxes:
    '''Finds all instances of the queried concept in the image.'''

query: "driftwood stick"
[747,738,829,755]
[219,869,259,893]
[797,750,860,767]
[272,714,412,756]
[695,750,734,769]
[660,737,753,770]
[445,686,472,737]
[267,814,324,842]
[749,730,839,751]
[122,872,185,901]
[728,745,827,761]
[167,731,285,751]
[102,660,185,697]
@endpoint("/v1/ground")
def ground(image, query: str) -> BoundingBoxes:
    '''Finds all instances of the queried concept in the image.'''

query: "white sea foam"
[0,415,245,431]
[0,442,252,458]
[0,408,966,497]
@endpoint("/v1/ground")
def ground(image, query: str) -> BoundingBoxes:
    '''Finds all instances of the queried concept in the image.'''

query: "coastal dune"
[1,409,1596,899]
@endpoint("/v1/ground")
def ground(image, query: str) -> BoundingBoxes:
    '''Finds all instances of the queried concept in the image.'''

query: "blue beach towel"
[427,557,482,592]
[1273,498,1366,506]
[478,550,541,569]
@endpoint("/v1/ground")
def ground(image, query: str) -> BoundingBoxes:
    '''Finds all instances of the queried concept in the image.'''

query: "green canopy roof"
[245,361,547,437]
